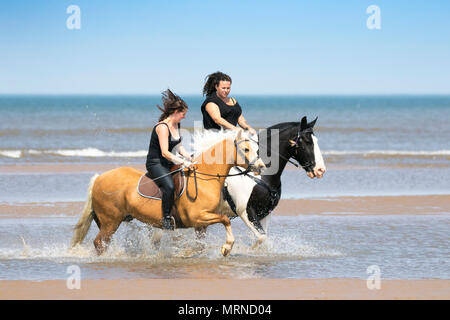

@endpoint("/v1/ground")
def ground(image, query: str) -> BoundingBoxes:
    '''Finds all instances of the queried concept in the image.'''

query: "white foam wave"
[0,150,22,158]
[50,148,147,158]
[324,150,450,156]
[0,148,147,158]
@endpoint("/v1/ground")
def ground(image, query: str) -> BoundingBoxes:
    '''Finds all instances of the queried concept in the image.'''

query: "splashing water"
[1,215,448,280]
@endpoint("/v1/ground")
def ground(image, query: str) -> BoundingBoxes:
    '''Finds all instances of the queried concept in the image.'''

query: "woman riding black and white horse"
[217,116,326,246]
[198,72,325,246]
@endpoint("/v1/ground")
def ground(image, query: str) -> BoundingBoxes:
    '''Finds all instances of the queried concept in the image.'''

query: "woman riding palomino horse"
[145,89,194,230]
[217,117,326,247]
[70,91,266,256]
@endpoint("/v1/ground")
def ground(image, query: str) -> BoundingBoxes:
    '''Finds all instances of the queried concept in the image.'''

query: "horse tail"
[71,174,99,247]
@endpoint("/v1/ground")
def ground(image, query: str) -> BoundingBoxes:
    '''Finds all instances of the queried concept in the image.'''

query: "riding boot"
[162,216,174,230]
[161,184,175,230]
[162,205,174,230]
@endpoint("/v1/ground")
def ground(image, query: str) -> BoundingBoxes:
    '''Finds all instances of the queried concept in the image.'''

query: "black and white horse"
[216,116,326,246]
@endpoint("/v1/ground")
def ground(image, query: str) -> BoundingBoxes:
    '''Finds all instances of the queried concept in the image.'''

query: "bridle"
[248,128,315,171]
[185,137,260,201]
[290,127,315,171]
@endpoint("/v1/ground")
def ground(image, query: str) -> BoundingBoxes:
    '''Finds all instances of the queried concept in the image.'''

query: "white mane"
[190,129,237,157]
[190,129,259,158]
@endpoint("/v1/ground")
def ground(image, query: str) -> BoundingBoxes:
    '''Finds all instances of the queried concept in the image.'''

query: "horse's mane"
[190,129,258,159]
[267,122,299,131]
[190,129,237,157]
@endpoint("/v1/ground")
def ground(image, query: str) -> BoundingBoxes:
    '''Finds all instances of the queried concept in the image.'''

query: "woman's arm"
[177,145,193,160]
[205,102,238,130]
[237,115,257,135]
[156,125,191,166]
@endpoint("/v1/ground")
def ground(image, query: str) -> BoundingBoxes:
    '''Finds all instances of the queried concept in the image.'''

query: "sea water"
[0,215,448,280]
[0,95,449,280]
[1,95,450,200]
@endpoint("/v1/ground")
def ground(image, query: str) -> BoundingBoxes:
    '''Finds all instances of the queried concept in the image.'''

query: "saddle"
[134,165,186,228]
[137,165,185,200]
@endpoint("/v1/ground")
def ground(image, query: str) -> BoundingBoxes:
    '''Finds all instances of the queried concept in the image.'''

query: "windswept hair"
[202,71,232,96]
[157,89,188,121]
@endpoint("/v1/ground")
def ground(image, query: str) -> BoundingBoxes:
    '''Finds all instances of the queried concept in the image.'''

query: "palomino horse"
[216,117,326,246]
[70,129,265,256]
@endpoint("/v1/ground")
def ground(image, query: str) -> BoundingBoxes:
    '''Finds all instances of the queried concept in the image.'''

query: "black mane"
[267,121,299,131]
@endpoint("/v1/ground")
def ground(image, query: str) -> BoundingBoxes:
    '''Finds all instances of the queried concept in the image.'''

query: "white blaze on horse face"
[235,131,265,172]
[312,135,326,178]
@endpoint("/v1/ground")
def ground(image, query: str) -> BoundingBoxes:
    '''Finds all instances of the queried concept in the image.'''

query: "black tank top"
[146,122,182,168]
[201,93,242,130]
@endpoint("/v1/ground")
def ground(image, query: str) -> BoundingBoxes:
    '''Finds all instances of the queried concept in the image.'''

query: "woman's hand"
[183,160,195,170]
[247,127,257,135]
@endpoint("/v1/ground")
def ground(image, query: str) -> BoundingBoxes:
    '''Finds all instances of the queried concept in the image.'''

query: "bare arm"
[237,115,256,135]
[177,145,192,160]
[156,125,191,166]
[205,102,238,131]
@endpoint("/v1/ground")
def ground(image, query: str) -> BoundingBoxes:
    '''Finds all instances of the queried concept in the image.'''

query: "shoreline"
[1,278,448,300]
[1,162,449,174]
[1,194,448,218]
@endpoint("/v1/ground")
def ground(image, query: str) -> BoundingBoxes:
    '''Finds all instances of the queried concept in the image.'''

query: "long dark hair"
[202,71,232,96]
[157,89,188,121]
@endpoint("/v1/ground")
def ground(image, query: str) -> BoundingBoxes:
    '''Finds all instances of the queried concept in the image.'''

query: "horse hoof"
[251,235,267,249]
[258,234,267,244]
[221,245,231,257]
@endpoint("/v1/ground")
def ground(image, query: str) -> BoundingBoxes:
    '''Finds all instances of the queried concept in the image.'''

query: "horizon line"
[1,92,450,97]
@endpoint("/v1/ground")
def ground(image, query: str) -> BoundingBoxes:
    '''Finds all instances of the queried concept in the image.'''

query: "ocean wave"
[2,148,449,159]
[316,127,383,133]
[0,127,197,137]
[0,148,147,158]
[0,150,22,158]
[324,150,450,158]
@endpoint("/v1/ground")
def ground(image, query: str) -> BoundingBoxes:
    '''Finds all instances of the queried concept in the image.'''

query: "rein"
[185,166,253,202]
[185,138,258,201]
[149,166,184,182]
[248,135,300,168]
[247,134,312,170]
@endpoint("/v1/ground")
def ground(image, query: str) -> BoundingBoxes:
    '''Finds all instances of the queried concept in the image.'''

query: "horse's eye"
[244,148,250,153]
[303,135,313,144]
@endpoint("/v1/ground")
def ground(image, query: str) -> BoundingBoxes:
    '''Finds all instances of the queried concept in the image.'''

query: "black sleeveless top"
[146,122,182,168]
[201,93,242,130]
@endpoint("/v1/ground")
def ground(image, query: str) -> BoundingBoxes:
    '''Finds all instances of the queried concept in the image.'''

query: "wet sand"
[1,162,448,174]
[1,194,449,219]
[1,278,449,300]
[273,194,450,216]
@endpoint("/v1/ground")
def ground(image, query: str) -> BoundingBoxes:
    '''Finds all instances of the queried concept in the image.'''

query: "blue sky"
[1,0,449,94]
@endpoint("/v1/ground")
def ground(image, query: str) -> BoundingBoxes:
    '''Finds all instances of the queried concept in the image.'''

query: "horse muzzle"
[248,158,266,175]
[314,165,326,178]
[306,166,326,179]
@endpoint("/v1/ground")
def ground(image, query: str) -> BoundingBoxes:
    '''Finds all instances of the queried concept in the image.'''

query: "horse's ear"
[308,117,318,129]
[300,116,308,131]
